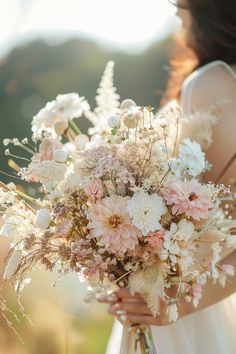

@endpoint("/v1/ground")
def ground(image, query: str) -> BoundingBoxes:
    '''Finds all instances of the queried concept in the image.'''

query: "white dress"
[106,61,236,354]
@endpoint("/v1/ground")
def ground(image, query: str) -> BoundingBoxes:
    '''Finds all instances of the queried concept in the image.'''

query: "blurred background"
[0,1,182,353]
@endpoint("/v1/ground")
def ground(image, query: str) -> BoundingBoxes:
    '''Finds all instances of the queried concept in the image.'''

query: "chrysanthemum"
[162,179,213,220]
[87,195,141,255]
[127,191,167,236]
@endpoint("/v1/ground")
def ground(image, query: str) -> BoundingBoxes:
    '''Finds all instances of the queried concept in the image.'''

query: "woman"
[98,1,236,353]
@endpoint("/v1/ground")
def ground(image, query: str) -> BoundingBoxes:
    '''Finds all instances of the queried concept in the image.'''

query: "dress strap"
[180,60,236,116]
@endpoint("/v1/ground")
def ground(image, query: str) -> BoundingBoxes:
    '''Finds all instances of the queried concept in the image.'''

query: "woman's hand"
[96,288,174,326]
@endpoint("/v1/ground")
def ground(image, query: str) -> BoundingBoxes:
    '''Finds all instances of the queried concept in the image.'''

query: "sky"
[0,0,179,56]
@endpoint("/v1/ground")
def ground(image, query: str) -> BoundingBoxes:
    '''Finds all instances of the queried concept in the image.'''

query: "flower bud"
[54,121,68,135]
[122,107,142,129]
[121,99,136,110]
[54,149,68,163]
[3,138,10,146]
[3,250,22,280]
[74,134,89,150]
[159,117,168,128]
[107,115,120,129]
[36,208,51,230]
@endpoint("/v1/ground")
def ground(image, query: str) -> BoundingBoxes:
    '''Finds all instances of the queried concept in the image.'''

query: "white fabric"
[106,61,236,354]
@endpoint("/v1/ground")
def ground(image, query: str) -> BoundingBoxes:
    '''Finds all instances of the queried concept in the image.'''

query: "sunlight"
[0,0,178,55]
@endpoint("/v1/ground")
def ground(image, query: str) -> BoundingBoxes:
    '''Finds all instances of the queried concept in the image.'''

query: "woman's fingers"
[96,292,119,303]
[96,288,143,304]
[114,288,143,301]
[109,302,152,316]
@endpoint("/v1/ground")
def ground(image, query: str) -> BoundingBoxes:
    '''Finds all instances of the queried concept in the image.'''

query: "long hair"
[164,0,236,101]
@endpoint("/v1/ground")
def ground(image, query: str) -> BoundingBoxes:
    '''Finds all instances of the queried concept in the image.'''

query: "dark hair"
[163,0,236,102]
[176,0,236,66]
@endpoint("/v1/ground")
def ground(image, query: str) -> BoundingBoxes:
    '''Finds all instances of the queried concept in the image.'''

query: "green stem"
[15,190,41,208]
[69,119,81,135]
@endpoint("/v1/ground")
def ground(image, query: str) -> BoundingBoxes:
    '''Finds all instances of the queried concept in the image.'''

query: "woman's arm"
[97,251,236,326]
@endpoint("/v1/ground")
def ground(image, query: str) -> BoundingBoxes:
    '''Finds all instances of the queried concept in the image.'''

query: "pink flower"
[84,179,103,203]
[87,195,141,255]
[162,179,213,220]
[146,230,164,248]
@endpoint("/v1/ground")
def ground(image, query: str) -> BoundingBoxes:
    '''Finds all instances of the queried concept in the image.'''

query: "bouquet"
[0,62,236,353]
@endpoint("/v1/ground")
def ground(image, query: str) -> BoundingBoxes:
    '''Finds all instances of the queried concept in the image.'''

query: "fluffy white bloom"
[58,172,82,194]
[178,138,206,176]
[35,208,51,230]
[127,191,167,236]
[3,250,22,280]
[53,93,89,120]
[28,160,66,184]
[32,93,89,135]
[85,61,120,134]
[167,303,179,322]
[129,265,166,316]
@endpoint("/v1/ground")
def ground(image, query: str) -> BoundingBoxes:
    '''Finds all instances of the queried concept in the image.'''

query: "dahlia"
[88,195,141,255]
[127,191,167,236]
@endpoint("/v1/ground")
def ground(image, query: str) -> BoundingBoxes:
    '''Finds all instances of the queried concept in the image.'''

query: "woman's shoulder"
[181,60,236,112]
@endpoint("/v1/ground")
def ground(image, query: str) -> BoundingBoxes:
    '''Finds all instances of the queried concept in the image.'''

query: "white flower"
[127,191,167,236]
[3,250,22,280]
[3,138,10,146]
[28,160,66,184]
[85,61,120,134]
[167,303,179,322]
[35,208,51,230]
[178,138,206,176]
[53,93,89,121]
[162,220,195,271]
[58,173,82,194]
[129,265,166,316]
[32,93,89,135]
